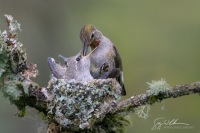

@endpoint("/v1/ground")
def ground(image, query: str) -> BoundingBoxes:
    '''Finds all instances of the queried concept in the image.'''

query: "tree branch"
[113,81,200,114]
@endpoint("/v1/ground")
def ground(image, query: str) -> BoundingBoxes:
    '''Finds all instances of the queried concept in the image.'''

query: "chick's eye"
[76,55,82,61]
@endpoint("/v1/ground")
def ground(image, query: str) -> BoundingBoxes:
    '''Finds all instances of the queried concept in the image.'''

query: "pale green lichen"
[0,33,8,76]
[135,105,151,119]
[146,78,171,96]
[0,15,39,112]
[47,76,121,131]
[0,14,38,78]
[4,14,21,34]
[2,83,21,100]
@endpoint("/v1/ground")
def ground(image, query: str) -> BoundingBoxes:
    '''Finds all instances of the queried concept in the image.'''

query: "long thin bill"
[82,42,88,56]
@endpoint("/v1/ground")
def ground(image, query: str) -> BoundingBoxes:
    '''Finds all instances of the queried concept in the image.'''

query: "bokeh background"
[0,0,200,133]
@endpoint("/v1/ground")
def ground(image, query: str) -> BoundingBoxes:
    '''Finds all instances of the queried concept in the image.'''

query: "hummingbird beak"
[82,42,88,56]
[58,54,65,61]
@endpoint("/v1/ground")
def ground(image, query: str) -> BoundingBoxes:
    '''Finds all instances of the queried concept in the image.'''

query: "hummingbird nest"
[47,76,122,130]
[0,14,125,132]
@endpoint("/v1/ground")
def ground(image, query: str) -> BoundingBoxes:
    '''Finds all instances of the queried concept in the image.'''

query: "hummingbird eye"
[90,32,94,40]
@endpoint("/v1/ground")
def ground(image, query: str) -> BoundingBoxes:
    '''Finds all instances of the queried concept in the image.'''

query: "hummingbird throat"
[91,40,100,50]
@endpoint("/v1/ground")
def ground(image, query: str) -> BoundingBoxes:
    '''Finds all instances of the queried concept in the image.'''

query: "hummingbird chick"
[48,51,93,81]
[58,53,118,80]
[80,24,126,95]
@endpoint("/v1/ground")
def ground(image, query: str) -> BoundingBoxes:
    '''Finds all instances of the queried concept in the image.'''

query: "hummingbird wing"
[113,46,126,96]
[107,68,121,78]
[113,46,123,70]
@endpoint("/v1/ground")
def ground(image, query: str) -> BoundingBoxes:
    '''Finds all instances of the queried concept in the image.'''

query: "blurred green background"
[0,0,200,133]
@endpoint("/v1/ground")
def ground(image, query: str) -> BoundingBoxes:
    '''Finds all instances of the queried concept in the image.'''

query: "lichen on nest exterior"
[47,76,121,130]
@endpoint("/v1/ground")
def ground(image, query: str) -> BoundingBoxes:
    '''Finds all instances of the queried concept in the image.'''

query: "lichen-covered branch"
[0,15,200,133]
[113,81,200,114]
[0,14,51,116]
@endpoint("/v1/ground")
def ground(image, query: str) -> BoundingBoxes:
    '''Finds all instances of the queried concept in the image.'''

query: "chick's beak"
[82,42,88,56]
[87,46,97,57]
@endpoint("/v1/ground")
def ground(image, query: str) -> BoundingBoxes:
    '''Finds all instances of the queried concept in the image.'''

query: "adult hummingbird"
[80,24,126,95]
